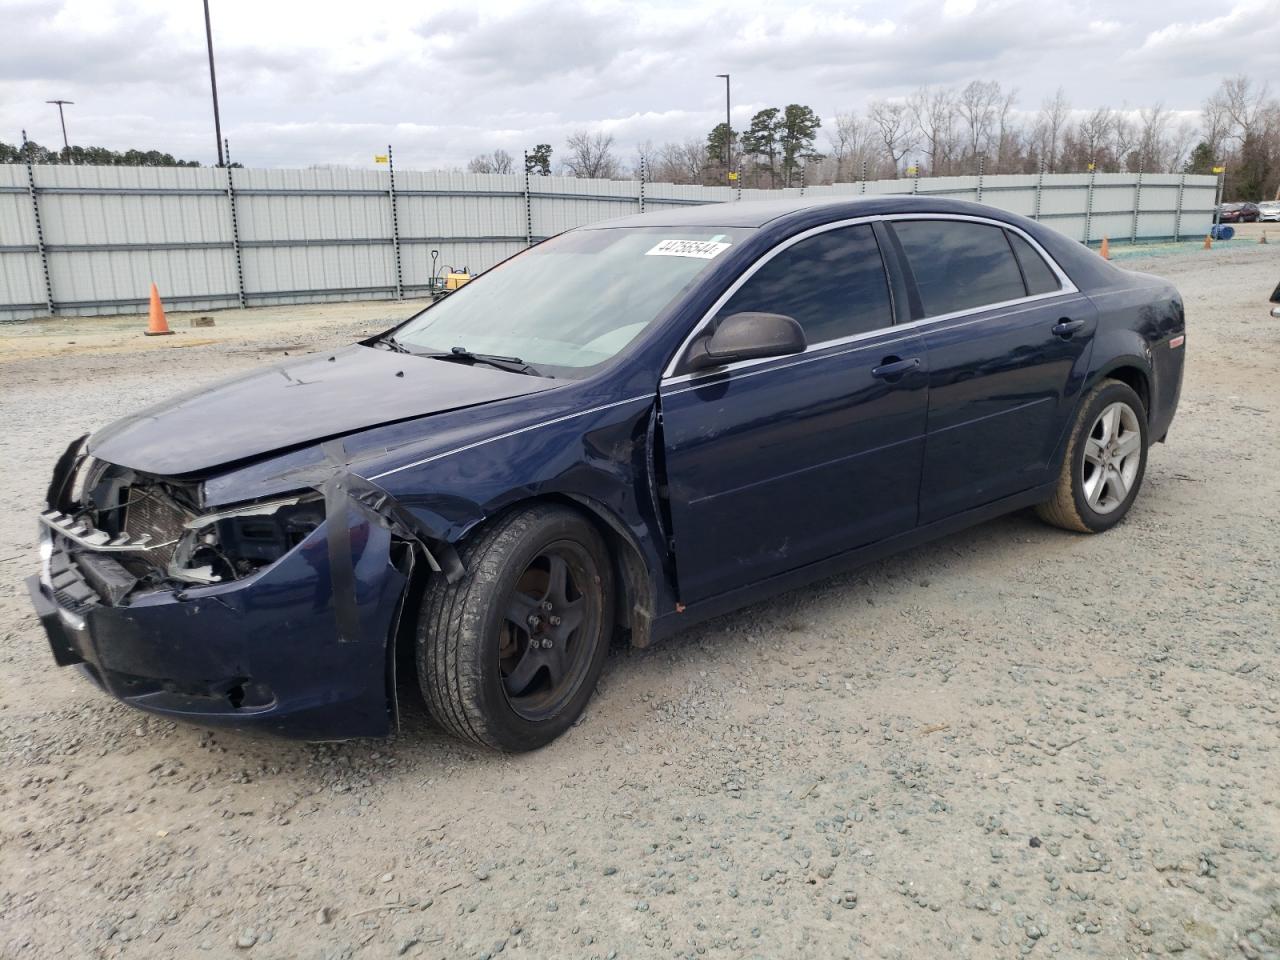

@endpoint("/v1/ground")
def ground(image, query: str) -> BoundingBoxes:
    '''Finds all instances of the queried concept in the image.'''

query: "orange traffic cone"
[1203,234,1213,250]
[1099,237,1110,260]
[144,282,173,336]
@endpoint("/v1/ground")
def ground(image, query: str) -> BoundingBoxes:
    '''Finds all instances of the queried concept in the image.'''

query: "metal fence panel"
[45,247,238,315]
[401,240,525,291]
[0,253,45,321]
[240,242,394,303]
[0,167,43,320]
[0,165,1221,321]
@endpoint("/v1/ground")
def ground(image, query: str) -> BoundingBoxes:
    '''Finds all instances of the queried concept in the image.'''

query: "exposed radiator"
[122,488,191,568]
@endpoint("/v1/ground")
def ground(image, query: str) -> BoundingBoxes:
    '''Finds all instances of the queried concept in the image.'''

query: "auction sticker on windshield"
[645,239,732,259]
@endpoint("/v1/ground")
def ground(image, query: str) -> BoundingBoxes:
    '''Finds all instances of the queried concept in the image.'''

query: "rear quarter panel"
[1083,270,1185,441]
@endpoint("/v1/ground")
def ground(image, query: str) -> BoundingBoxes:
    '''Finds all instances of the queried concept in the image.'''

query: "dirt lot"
[1,236,1278,960]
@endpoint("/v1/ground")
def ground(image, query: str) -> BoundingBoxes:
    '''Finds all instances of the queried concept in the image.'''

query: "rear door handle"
[1052,318,1085,338]
[871,356,920,380]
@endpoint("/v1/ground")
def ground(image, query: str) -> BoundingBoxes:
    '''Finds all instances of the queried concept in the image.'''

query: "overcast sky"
[2,0,1278,170]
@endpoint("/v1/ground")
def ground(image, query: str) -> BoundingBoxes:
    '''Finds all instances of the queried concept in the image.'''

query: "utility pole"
[715,74,731,170]
[203,0,225,167]
[46,100,73,159]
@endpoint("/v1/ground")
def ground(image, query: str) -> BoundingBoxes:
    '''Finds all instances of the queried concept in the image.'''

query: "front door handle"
[871,356,921,380]
[1052,318,1086,338]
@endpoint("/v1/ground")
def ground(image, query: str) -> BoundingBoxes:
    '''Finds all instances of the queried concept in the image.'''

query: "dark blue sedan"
[28,196,1185,750]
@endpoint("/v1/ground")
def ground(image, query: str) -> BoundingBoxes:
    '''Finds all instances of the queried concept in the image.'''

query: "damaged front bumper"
[27,507,411,741]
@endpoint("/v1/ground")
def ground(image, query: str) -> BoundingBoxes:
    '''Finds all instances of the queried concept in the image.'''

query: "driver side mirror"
[686,312,806,371]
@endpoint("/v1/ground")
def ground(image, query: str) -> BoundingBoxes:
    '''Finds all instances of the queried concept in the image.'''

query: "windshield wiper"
[425,346,545,378]
[379,334,414,354]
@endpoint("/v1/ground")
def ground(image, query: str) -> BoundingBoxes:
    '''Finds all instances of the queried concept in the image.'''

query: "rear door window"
[891,220,1027,317]
[716,224,892,344]
[1007,232,1062,296]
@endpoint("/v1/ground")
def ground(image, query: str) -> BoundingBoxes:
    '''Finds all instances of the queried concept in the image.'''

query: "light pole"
[46,99,73,158]
[203,0,225,167]
[715,74,731,168]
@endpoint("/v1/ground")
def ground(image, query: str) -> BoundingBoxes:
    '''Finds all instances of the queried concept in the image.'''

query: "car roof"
[583,194,1036,230]
[583,191,1125,294]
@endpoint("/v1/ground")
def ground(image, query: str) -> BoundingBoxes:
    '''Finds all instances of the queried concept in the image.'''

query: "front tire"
[1036,379,1149,534]
[416,504,613,752]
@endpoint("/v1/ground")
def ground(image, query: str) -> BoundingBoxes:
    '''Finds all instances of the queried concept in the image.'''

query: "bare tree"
[466,149,515,175]
[1166,118,1198,172]
[1200,89,1234,160]
[826,112,855,181]
[1135,104,1171,171]
[646,139,705,184]
[994,88,1022,172]
[1032,88,1071,171]
[632,140,655,180]
[562,131,620,179]
[1112,111,1137,170]
[908,85,959,175]
[1212,75,1280,200]
[868,99,917,175]
[827,111,879,181]
[1077,106,1116,162]
[957,80,1002,165]
[1220,74,1272,142]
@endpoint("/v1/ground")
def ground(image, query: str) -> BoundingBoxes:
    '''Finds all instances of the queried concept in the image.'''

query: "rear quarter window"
[1008,232,1062,296]
[892,220,1027,317]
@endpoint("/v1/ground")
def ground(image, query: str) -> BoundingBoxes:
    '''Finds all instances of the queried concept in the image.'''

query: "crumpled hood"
[88,344,557,476]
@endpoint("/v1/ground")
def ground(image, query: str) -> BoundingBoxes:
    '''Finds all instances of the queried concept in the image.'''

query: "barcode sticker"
[645,239,732,260]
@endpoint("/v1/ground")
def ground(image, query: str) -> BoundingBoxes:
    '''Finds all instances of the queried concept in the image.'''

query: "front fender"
[367,394,675,640]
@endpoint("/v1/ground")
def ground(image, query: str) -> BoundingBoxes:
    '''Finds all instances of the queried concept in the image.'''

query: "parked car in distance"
[28,196,1186,751]
[1218,202,1260,223]
[1257,200,1280,222]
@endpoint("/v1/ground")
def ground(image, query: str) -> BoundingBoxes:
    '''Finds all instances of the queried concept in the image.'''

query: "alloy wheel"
[1081,401,1142,515]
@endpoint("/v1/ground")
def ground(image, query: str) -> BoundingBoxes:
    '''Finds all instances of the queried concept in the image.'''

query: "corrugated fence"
[0,164,1218,321]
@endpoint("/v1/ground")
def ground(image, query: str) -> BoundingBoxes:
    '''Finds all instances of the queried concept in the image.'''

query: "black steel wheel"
[416,504,613,751]
[499,542,602,722]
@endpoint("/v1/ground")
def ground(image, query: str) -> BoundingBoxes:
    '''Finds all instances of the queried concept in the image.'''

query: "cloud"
[1126,1,1280,80]
[2,0,1278,169]
[432,4,631,81]
[1137,1,1275,54]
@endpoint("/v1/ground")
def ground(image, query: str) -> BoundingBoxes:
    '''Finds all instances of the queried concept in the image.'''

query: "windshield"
[393,226,752,378]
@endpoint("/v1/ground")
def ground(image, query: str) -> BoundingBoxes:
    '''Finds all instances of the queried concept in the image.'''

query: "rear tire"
[1036,379,1149,534]
[416,504,613,752]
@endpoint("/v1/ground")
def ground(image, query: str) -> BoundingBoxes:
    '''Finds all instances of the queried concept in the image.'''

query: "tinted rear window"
[1008,232,1062,296]
[717,223,892,343]
[892,220,1027,317]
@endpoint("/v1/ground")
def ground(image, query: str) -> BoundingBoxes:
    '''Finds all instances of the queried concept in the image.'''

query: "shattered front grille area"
[122,487,191,568]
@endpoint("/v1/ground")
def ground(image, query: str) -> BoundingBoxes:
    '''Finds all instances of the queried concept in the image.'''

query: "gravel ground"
[1,238,1277,960]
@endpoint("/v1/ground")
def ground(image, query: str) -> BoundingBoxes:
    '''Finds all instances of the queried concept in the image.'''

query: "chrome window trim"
[660,212,1080,384]
[661,327,922,398]
[660,292,1089,396]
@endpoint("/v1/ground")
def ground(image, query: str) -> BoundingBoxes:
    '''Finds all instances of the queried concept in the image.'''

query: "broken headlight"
[168,493,326,584]
[68,454,107,509]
